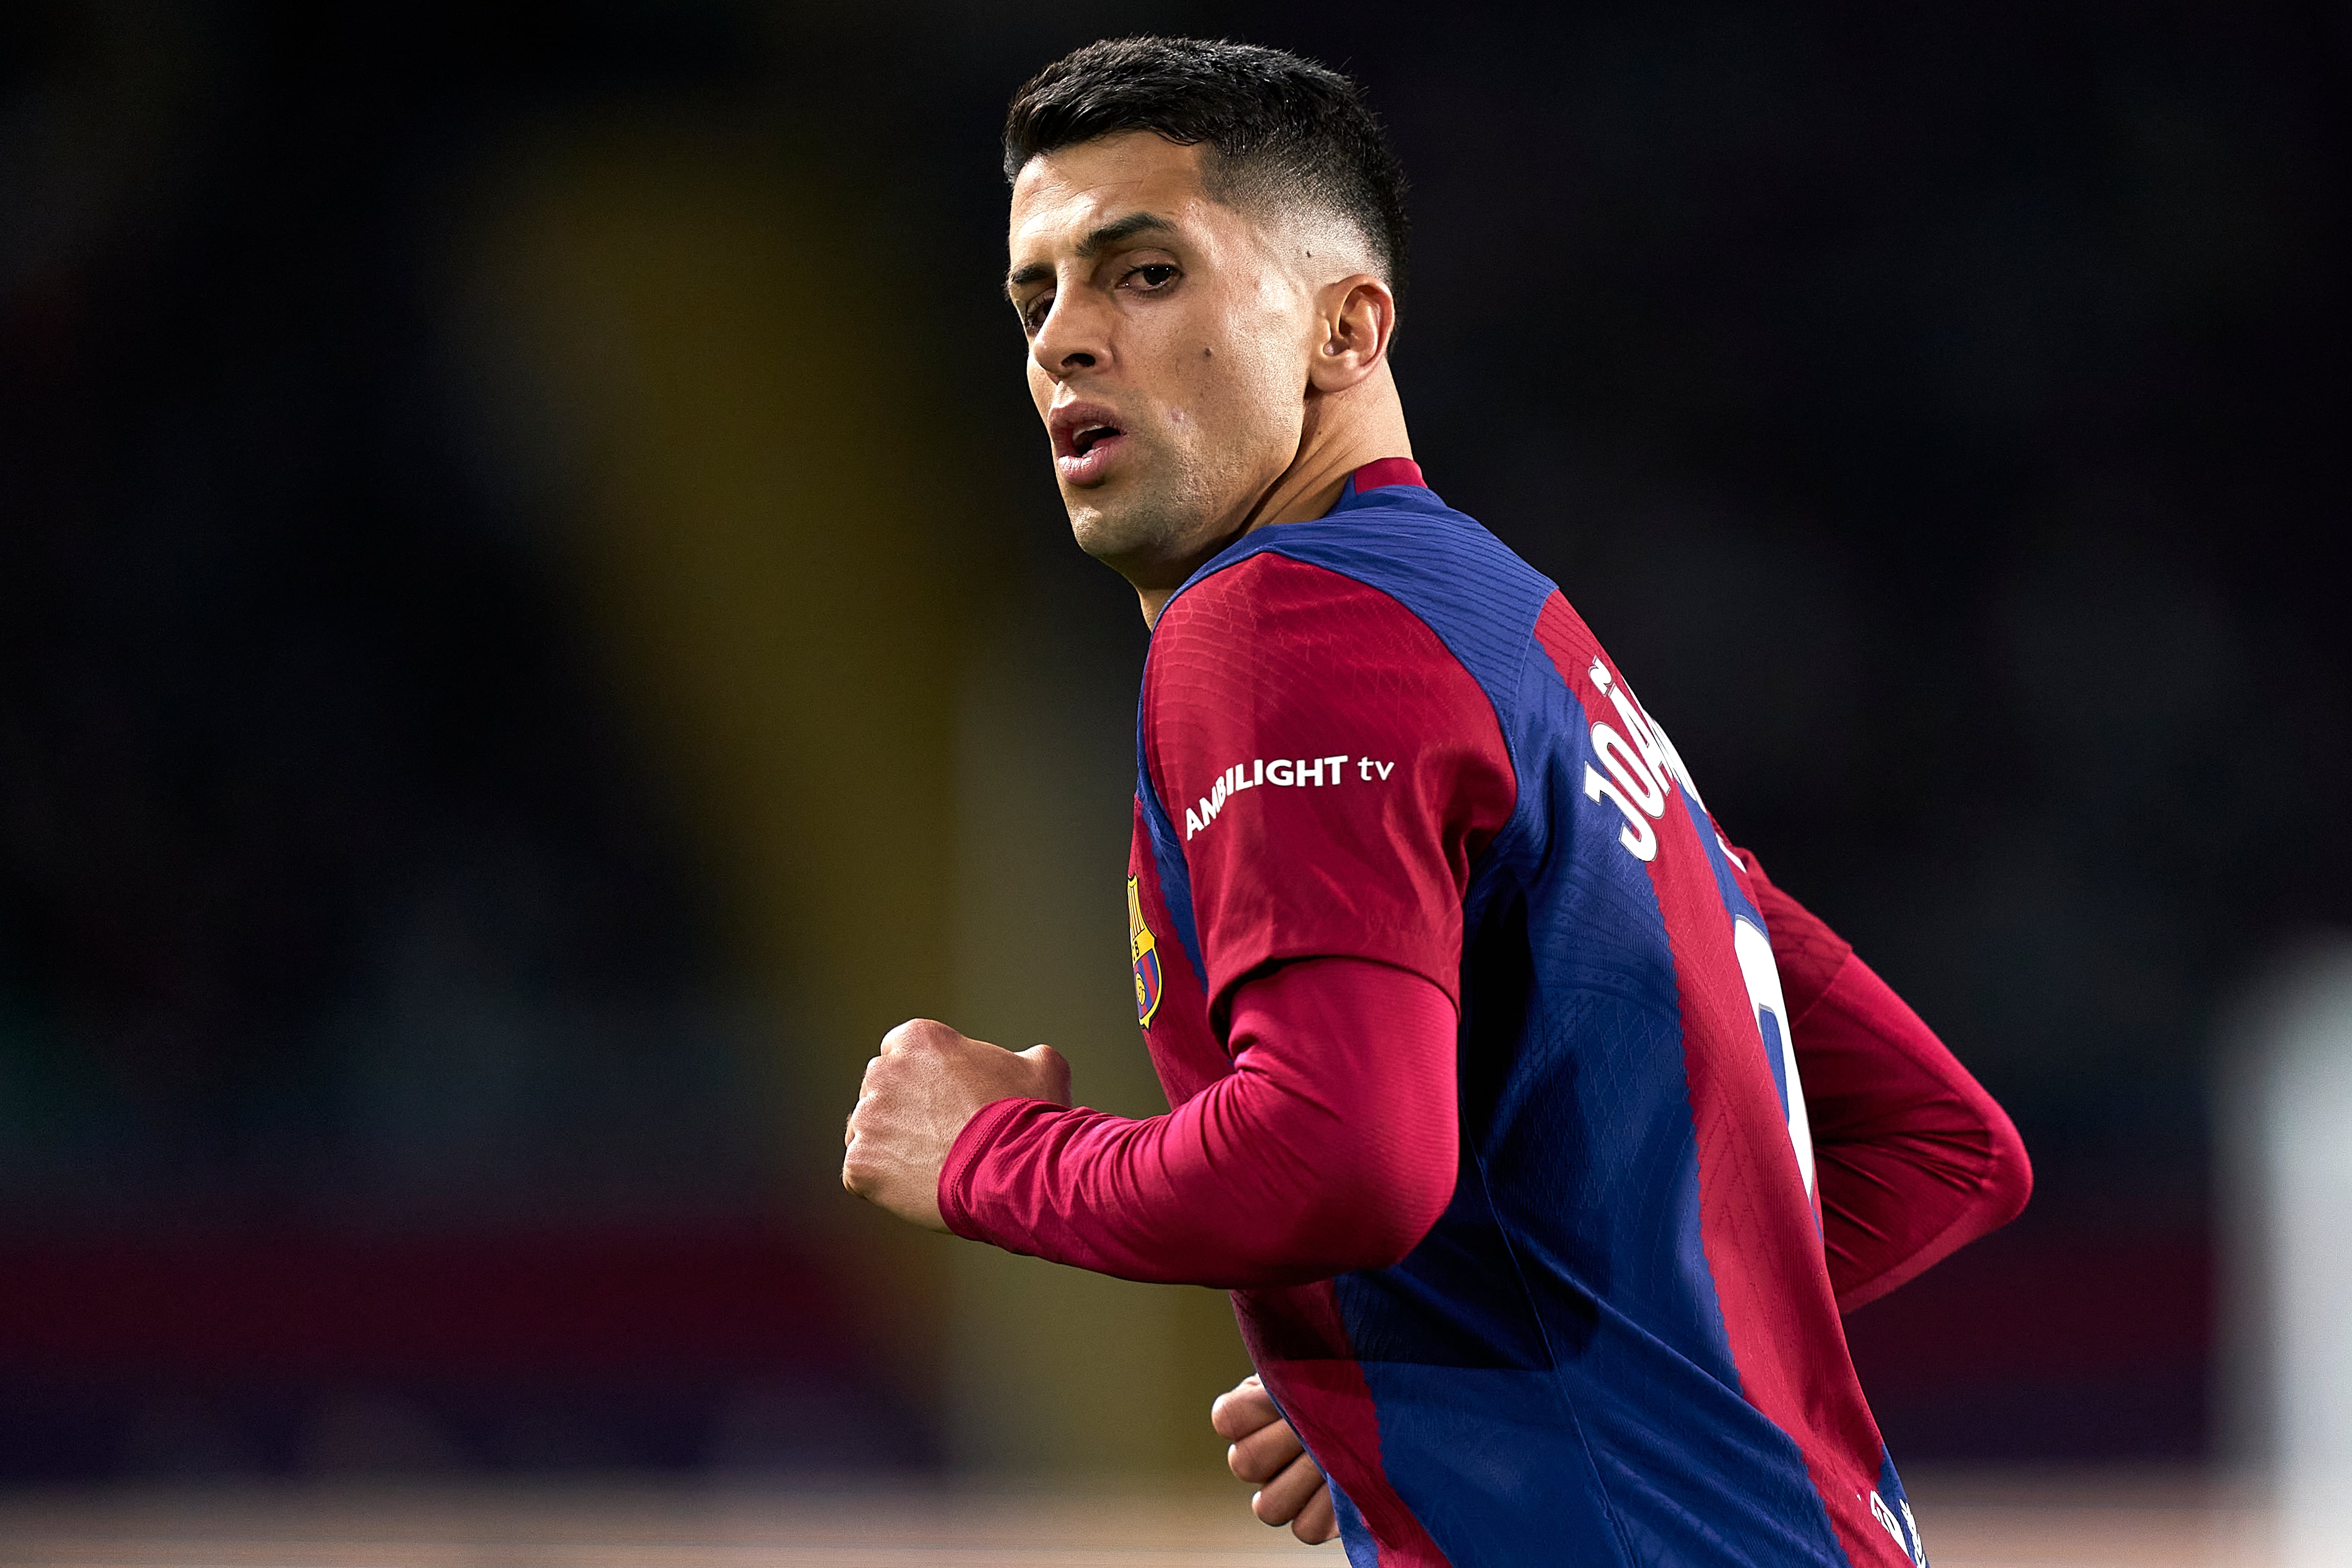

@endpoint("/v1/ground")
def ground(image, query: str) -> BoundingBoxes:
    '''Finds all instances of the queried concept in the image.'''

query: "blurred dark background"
[2,0,2344,1482]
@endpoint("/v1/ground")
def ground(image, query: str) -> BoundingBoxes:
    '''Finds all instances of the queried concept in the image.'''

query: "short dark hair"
[1003,37,1410,296]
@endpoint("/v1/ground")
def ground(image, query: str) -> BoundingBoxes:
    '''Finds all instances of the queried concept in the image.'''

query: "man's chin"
[1060,465,1230,585]
[1065,498,1165,568]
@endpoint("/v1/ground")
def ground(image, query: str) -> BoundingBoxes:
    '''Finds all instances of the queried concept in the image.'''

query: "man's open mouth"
[1049,402,1134,483]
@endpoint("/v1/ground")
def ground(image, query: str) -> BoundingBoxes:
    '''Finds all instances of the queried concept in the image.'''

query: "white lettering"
[1867,1491,1924,1567]
[1582,660,1708,855]
[1604,680,1707,812]
[1593,724,1666,817]
[1584,764,1657,860]
[1606,685,1673,795]
[1734,915,1814,1198]
[1181,748,1399,838]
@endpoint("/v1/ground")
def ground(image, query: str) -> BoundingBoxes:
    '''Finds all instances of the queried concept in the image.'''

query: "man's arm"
[879,956,1457,1288]
[1742,851,2033,1311]
[856,563,1500,1285]
[848,559,1497,1535]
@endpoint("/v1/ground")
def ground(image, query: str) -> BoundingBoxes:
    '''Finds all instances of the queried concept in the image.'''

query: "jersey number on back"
[1734,914,1816,1201]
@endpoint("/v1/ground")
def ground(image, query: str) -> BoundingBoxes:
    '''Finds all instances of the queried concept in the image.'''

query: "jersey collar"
[1332,457,1427,511]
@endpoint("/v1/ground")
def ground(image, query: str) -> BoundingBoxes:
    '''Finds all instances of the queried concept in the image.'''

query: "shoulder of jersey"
[1152,547,1394,649]
[1175,483,1487,600]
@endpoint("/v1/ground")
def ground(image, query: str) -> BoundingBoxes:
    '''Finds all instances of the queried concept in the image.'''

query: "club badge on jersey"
[1128,876,1163,1027]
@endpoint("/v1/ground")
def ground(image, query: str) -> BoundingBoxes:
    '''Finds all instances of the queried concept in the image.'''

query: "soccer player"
[843,37,2032,1567]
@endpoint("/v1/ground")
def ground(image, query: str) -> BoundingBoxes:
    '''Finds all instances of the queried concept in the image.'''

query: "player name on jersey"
[1183,754,1398,840]
[1581,656,1704,863]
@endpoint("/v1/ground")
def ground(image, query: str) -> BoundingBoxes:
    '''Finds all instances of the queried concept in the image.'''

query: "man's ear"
[1306,274,1396,394]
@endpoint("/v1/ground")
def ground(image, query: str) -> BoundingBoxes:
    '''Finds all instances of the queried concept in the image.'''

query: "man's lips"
[1049,402,1130,486]
[1057,430,1128,486]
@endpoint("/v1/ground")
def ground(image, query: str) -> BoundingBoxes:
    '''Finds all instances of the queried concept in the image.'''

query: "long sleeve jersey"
[940,460,2030,1568]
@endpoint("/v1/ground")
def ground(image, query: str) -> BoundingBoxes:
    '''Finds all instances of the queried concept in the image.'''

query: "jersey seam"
[1784,948,1856,1035]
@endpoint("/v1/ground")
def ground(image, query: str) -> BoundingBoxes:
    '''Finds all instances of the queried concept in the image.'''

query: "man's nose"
[1031,295,1105,380]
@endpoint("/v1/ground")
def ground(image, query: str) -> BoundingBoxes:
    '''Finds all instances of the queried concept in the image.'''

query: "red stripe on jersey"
[1532,593,1907,1568]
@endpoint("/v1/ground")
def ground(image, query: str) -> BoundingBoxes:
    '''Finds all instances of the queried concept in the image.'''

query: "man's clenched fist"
[842,1019,1070,1230]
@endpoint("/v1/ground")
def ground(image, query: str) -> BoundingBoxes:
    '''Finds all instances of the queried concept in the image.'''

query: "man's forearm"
[938,957,1459,1288]
[1798,952,2033,1310]
[1738,847,2032,1310]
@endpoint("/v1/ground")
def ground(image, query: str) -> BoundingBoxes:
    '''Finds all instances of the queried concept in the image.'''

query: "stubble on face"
[1007,135,1320,591]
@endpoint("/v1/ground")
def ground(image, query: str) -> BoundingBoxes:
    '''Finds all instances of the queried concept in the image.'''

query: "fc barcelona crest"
[1128,876,1163,1027]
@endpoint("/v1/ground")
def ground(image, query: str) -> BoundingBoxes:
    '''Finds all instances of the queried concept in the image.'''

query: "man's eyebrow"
[1005,211,1180,296]
[1079,211,1178,256]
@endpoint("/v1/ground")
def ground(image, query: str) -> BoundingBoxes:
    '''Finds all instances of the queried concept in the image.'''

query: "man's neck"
[1136,363,1412,627]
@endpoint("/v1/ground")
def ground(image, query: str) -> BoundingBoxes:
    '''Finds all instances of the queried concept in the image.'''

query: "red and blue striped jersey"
[1124,462,1929,1567]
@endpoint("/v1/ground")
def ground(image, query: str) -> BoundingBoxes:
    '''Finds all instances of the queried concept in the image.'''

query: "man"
[843,37,2031,1567]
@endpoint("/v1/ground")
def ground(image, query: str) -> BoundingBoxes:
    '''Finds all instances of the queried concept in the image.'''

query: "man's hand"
[842,1019,1070,1230]
[1211,1374,1338,1545]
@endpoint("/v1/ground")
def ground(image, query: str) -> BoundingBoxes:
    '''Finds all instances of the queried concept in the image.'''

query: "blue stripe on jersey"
[1686,787,1766,935]
[1328,1485,1379,1568]
[1355,1363,1629,1566]
[1132,772,1208,1001]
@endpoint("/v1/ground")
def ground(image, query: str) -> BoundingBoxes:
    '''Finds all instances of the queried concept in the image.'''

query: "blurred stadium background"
[1,0,2346,1561]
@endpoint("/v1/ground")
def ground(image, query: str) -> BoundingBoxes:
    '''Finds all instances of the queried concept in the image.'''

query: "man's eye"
[1019,295,1053,332]
[1128,264,1179,290]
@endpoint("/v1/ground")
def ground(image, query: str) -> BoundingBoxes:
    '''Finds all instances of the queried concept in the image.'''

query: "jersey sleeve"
[1143,554,1517,1020]
[937,956,1460,1286]
[1739,848,2034,1312]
